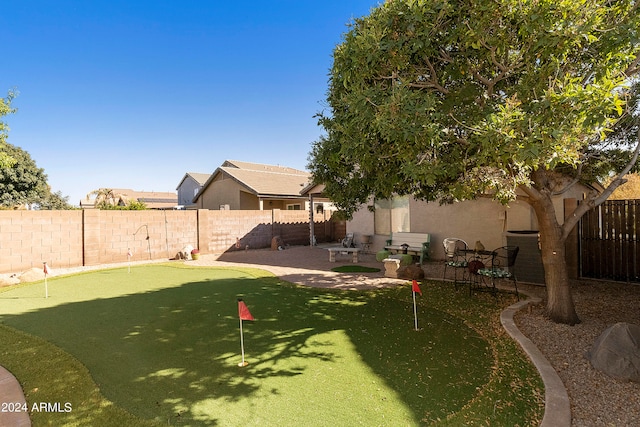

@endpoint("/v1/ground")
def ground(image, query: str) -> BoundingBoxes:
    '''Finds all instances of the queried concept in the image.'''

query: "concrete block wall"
[0,209,333,274]
[0,210,83,272]
[273,210,312,246]
[203,210,273,253]
[83,210,198,266]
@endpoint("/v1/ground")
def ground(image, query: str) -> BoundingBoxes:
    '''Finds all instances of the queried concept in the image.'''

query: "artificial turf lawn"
[0,264,543,426]
[330,265,381,273]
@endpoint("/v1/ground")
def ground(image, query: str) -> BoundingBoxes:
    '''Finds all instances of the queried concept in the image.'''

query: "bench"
[327,247,361,263]
[384,232,430,263]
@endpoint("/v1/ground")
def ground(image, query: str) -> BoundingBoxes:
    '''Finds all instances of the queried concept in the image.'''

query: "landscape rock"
[179,245,194,260]
[19,267,48,283]
[271,236,285,251]
[586,322,640,382]
[397,264,425,280]
[0,274,20,287]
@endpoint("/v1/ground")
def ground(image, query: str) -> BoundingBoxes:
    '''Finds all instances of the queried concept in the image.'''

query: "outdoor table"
[458,249,497,290]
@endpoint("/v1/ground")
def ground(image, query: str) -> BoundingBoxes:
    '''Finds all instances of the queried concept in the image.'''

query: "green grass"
[330,265,381,273]
[0,264,543,426]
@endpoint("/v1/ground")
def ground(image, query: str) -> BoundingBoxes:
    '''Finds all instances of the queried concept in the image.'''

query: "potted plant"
[191,248,200,260]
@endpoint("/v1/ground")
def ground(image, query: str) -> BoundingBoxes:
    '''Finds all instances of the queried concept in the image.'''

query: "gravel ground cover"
[514,281,640,427]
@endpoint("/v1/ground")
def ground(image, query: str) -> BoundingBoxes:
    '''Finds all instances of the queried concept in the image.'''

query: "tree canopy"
[1,90,74,209]
[0,91,17,169]
[0,142,49,208]
[311,0,639,212]
[309,0,640,324]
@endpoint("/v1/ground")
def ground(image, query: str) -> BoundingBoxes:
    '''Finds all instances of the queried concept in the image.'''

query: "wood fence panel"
[580,200,640,282]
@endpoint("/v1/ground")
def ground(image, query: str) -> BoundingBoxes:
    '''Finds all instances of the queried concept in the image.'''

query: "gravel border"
[514,280,640,427]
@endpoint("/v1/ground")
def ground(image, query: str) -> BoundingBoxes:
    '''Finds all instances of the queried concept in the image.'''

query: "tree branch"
[593,127,640,207]
[471,44,521,96]
[562,126,640,240]
[624,52,640,77]
[551,163,583,196]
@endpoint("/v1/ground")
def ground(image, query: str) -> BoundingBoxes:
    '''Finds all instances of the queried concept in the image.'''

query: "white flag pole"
[413,290,418,331]
[127,248,132,273]
[43,262,49,299]
[238,318,248,367]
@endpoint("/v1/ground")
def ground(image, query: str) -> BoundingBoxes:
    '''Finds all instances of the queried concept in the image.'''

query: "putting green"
[0,264,492,426]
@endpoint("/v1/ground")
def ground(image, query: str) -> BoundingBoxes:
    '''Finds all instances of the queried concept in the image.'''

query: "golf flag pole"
[43,262,49,298]
[412,280,422,331]
[238,299,254,367]
[127,248,132,273]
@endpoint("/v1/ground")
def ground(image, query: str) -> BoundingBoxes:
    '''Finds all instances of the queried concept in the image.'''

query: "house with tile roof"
[80,188,178,209]
[176,172,211,208]
[193,160,311,210]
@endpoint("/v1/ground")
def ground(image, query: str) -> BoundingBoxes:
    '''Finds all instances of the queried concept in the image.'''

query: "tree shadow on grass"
[0,266,492,426]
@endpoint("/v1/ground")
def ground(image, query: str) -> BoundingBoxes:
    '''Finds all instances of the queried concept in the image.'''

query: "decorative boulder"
[586,322,640,383]
[271,236,285,251]
[397,264,425,280]
[180,245,194,260]
[0,274,20,287]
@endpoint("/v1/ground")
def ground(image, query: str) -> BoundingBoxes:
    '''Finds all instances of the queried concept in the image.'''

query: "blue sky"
[1,0,380,206]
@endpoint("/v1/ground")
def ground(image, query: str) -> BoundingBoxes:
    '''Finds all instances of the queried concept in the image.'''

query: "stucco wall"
[347,190,584,260]
[177,176,201,206]
[198,174,243,209]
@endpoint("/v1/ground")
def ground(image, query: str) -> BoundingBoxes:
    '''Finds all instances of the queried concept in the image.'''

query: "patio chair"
[341,233,355,248]
[475,246,520,300]
[442,238,469,289]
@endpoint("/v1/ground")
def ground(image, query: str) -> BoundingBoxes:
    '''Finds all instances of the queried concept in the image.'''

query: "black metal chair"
[443,238,469,289]
[476,246,520,300]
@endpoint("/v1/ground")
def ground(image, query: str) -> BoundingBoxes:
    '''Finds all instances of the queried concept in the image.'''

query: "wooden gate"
[580,200,640,282]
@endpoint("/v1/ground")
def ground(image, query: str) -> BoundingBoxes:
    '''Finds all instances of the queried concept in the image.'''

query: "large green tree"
[1,90,74,209]
[0,142,49,208]
[0,91,17,169]
[309,0,640,324]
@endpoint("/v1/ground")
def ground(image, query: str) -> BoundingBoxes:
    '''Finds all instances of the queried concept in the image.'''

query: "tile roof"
[176,172,211,189]
[198,160,310,199]
[83,188,177,209]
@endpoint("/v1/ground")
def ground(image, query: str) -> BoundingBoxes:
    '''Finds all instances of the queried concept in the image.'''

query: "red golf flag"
[238,299,254,321]
[43,263,49,275]
[412,280,421,295]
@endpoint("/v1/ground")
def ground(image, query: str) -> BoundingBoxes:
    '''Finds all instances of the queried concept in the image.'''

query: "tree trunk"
[528,189,581,325]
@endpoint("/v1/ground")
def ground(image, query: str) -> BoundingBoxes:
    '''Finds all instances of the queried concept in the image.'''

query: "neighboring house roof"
[300,182,326,197]
[195,160,310,202]
[82,188,177,209]
[175,172,211,190]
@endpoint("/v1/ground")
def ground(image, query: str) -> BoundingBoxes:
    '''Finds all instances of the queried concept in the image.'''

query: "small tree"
[39,190,75,210]
[309,0,640,325]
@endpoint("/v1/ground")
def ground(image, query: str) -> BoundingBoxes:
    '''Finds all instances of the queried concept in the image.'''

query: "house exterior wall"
[262,198,308,211]
[239,190,260,209]
[347,185,587,261]
[177,176,202,206]
[198,173,243,210]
